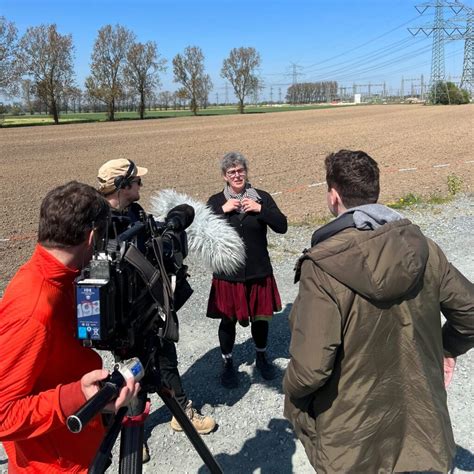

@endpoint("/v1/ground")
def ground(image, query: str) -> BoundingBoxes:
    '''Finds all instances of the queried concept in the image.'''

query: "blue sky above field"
[1,0,468,99]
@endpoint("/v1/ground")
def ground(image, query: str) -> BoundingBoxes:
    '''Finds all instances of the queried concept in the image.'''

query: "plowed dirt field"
[1,104,473,292]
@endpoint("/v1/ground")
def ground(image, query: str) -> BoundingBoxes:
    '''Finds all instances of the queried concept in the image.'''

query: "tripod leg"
[119,394,147,474]
[119,423,144,474]
[158,387,223,474]
[89,407,128,474]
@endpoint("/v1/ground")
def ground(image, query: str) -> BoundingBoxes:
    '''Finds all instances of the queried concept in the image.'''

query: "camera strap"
[123,243,171,317]
[122,239,179,342]
[150,236,180,342]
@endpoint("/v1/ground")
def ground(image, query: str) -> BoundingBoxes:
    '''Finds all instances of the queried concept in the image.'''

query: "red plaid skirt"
[206,275,282,326]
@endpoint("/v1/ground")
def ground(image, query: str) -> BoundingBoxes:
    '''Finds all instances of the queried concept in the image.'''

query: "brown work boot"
[170,400,216,434]
[142,443,150,463]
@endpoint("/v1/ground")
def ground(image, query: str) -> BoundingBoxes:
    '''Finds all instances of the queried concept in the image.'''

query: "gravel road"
[1,195,473,473]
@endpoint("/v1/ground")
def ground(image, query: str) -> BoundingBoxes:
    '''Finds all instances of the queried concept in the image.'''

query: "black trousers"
[219,318,269,355]
[155,338,188,409]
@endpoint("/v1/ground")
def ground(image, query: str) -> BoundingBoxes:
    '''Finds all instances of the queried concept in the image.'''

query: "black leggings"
[218,318,269,355]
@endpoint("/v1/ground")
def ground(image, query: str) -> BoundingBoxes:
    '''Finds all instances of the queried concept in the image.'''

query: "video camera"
[74,204,195,360]
[69,199,225,473]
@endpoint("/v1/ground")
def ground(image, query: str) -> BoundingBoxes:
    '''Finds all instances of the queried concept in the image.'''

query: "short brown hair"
[325,149,380,208]
[38,181,110,248]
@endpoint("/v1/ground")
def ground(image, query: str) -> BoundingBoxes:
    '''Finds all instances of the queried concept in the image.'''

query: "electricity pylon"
[409,0,473,96]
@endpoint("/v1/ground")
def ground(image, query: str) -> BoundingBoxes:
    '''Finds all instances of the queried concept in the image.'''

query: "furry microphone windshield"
[150,189,246,276]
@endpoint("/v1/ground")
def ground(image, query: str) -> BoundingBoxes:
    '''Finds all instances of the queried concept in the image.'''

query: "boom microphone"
[150,189,246,276]
[166,204,195,232]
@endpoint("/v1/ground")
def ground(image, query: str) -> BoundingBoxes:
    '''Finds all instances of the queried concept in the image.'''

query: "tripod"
[88,382,223,474]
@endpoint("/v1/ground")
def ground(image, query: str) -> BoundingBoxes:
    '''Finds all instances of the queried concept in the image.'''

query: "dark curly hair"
[325,150,380,208]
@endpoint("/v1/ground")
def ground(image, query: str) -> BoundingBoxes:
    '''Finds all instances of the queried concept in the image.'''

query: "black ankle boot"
[221,357,238,388]
[256,351,277,380]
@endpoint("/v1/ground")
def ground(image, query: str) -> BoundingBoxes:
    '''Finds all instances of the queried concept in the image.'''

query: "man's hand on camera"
[80,369,141,413]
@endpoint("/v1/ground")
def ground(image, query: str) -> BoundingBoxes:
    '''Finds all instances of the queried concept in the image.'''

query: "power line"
[303,13,432,71]
[305,42,433,83]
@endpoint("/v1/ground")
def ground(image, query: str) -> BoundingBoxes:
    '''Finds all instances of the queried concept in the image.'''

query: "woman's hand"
[222,198,241,213]
[241,198,261,213]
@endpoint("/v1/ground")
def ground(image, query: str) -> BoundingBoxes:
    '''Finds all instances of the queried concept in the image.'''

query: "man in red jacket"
[0,181,139,473]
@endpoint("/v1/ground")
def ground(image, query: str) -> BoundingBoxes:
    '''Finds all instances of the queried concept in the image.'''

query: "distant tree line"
[0,16,265,123]
[286,81,338,104]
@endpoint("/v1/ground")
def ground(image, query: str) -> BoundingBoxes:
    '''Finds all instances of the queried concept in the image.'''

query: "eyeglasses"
[130,177,142,186]
[225,168,246,177]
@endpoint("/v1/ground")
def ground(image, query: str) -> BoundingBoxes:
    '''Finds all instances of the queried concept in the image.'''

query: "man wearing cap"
[97,159,216,461]
[97,158,148,215]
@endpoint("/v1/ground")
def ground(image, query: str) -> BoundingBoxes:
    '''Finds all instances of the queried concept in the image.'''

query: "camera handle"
[67,358,144,434]
[67,376,122,433]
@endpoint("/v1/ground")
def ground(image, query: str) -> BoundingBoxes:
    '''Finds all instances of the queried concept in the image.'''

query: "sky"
[1,0,469,101]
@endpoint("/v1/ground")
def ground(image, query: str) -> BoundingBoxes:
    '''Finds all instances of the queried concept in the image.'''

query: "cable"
[302,13,433,70]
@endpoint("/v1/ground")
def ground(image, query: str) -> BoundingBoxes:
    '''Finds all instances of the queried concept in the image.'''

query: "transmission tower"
[436,2,474,93]
[288,62,304,85]
[409,1,448,85]
[225,83,229,104]
[461,6,474,92]
[409,0,472,95]
[432,0,446,84]
[446,2,474,93]
[270,86,273,103]
[278,87,282,103]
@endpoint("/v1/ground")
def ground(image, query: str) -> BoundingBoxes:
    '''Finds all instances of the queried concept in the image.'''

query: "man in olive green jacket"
[283,150,474,473]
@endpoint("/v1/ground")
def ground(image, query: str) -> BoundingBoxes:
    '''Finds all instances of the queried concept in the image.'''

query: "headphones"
[114,160,136,190]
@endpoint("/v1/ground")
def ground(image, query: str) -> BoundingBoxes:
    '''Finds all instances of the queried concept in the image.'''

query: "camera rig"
[72,204,222,473]
[75,204,194,359]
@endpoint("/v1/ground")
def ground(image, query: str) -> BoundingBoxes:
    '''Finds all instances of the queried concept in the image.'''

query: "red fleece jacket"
[0,245,105,473]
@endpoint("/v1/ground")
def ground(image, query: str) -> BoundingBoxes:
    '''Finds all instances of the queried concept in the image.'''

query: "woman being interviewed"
[206,152,288,388]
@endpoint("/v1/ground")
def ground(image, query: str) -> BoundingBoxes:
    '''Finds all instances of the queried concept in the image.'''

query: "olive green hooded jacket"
[283,217,474,473]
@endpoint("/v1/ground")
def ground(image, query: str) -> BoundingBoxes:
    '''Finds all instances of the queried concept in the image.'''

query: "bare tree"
[82,88,102,113]
[221,47,261,113]
[62,85,82,113]
[173,90,186,110]
[17,24,75,124]
[20,79,34,114]
[0,16,19,94]
[198,76,213,109]
[70,86,83,113]
[157,91,173,110]
[124,41,166,119]
[172,46,212,115]
[86,24,135,121]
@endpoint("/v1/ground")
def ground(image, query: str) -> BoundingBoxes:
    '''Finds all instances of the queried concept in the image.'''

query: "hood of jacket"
[304,212,429,302]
